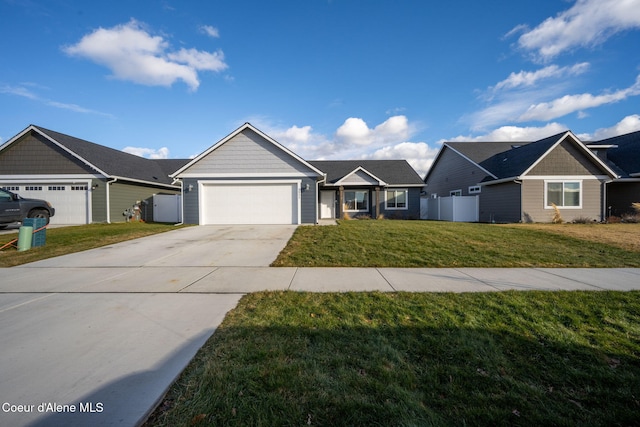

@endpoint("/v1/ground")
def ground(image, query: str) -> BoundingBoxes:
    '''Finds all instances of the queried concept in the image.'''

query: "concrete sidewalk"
[2,266,640,294]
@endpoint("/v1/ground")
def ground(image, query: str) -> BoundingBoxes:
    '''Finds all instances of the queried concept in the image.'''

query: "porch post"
[338,186,344,219]
[375,187,380,219]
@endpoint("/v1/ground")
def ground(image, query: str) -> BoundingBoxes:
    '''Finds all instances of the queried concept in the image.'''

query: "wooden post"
[338,186,344,219]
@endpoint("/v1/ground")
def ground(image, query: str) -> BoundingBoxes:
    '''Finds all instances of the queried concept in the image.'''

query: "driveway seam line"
[178,267,220,293]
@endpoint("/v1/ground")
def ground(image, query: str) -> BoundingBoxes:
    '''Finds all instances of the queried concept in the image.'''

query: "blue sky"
[1,0,639,177]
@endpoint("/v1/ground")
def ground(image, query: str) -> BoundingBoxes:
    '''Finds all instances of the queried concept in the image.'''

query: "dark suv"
[0,188,56,229]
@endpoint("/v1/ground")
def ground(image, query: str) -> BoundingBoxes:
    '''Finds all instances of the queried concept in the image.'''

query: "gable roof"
[171,123,324,178]
[309,160,424,186]
[427,131,618,184]
[591,129,640,177]
[1,125,186,187]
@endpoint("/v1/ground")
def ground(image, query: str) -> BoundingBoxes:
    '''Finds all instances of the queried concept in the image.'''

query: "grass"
[146,291,640,427]
[272,220,640,267]
[0,222,185,267]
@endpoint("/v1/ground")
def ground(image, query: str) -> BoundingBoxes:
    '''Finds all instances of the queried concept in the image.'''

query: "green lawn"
[272,220,640,267]
[0,222,185,267]
[147,291,640,427]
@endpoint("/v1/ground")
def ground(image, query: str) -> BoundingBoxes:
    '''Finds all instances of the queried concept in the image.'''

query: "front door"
[320,191,335,219]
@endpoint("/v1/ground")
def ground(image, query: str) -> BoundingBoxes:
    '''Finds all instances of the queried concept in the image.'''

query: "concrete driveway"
[0,225,296,427]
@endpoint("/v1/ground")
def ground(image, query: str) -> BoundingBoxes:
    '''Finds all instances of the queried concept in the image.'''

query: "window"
[546,181,581,208]
[344,190,369,211]
[450,189,462,197]
[71,185,88,191]
[1,186,20,191]
[386,189,408,209]
[469,185,481,194]
[48,186,66,191]
[25,186,42,191]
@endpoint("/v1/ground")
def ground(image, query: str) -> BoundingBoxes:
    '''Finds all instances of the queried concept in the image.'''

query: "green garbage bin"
[17,226,33,251]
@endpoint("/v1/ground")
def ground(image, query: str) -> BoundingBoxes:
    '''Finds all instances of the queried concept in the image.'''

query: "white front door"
[320,191,335,219]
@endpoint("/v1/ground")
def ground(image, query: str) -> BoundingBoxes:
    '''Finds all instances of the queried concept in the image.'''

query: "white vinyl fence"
[420,196,479,222]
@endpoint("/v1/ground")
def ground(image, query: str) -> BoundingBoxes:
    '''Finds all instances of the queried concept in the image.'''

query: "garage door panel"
[201,182,298,225]
[2,183,89,225]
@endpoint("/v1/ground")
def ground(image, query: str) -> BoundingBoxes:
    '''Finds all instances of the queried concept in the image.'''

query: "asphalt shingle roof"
[309,160,424,185]
[592,130,640,176]
[445,132,571,180]
[34,126,189,185]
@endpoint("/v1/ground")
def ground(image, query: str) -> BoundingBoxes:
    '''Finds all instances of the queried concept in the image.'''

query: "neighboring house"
[309,160,424,220]
[586,130,640,217]
[0,125,185,224]
[424,131,619,223]
[170,123,425,224]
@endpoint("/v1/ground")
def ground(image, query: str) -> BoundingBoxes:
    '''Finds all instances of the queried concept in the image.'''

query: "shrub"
[551,203,563,224]
[622,214,640,223]
[607,215,622,224]
[572,216,595,224]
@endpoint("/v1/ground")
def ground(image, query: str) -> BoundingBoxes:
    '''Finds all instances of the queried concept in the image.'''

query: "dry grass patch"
[502,223,640,253]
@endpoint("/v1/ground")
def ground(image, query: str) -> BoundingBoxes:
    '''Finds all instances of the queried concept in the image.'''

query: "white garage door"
[2,183,89,225]
[201,181,299,225]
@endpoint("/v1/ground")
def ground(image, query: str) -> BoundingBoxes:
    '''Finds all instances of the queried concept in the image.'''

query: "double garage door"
[1,182,89,225]
[200,181,299,225]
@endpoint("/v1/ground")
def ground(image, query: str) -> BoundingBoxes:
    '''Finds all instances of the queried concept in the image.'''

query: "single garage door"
[1,183,89,224]
[201,181,299,225]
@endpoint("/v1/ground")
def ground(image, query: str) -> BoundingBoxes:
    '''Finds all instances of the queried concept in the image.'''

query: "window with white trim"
[344,190,369,211]
[48,186,66,191]
[25,186,42,191]
[545,181,581,208]
[385,189,408,210]
[1,186,20,191]
[450,189,462,197]
[469,185,481,194]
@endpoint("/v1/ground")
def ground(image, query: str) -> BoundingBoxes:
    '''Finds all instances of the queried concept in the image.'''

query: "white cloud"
[514,0,640,61]
[581,114,640,140]
[335,116,411,147]
[122,146,170,159]
[364,142,439,178]
[448,123,569,143]
[64,19,228,91]
[200,25,220,38]
[519,74,640,121]
[0,84,114,117]
[492,63,589,92]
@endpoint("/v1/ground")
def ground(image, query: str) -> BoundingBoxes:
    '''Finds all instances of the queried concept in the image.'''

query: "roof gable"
[310,160,424,186]
[335,166,387,186]
[0,125,183,186]
[172,123,324,178]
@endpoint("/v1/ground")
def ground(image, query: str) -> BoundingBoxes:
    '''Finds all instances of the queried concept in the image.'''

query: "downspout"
[315,174,326,224]
[602,179,612,222]
[105,177,118,223]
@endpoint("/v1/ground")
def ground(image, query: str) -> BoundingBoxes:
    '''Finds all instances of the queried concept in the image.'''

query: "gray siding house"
[310,160,424,220]
[0,125,185,224]
[171,123,325,225]
[171,123,425,224]
[424,131,619,223]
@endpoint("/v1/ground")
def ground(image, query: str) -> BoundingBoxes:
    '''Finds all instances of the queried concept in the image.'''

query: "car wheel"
[28,209,51,225]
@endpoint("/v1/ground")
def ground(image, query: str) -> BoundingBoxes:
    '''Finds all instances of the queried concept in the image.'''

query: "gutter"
[479,176,520,186]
